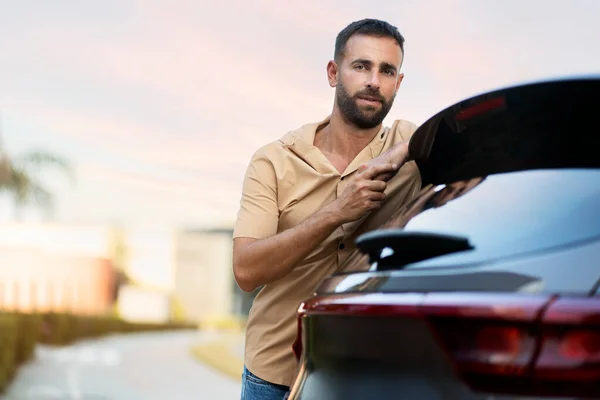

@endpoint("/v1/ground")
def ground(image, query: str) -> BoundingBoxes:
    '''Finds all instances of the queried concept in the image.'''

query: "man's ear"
[395,72,405,92]
[326,60,339,88]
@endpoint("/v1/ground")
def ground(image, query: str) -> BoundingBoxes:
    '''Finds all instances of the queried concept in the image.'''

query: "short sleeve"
[400,120,419,141]
[233,147,279,239]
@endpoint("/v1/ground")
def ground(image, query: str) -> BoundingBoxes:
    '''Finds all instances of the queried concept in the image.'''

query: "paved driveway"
[1,330,241,400]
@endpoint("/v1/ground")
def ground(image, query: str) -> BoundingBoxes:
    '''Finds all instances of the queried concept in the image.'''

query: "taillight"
[475,326,525,361]
[423,293,550,394]
[530,297,600,397]
[427,296,600,398]
[461,325,534,370]
[559,330,600,361]
[432,320,536,376]
[537,329,600,375]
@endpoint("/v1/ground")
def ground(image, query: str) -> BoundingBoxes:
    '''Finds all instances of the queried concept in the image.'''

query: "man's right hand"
[233,162,399,292]
[328,162,398,224]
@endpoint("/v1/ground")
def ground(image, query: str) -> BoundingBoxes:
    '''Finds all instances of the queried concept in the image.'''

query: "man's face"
[333,34,404,129]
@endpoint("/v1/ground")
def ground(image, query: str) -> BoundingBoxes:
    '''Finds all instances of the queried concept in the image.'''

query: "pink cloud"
[78,162,240,199]
[60,162,242,225]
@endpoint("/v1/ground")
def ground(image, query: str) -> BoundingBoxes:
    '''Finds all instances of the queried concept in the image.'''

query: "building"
[0,247,115,314]
[0,222,117,314]
[173,228,257,322]
[0,222,255,322]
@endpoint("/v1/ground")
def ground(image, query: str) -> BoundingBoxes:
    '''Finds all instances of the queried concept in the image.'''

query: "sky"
[1,0,599,230]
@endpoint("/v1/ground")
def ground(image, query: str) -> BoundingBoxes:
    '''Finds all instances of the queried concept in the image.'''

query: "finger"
[366,200,383,211]
[369,191,386,202]
[373,172,395,182]
[361,162,398,180]
[366,180,387,192]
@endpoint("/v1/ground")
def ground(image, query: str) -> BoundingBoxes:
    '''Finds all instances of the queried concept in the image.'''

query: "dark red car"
[289,77,600,399]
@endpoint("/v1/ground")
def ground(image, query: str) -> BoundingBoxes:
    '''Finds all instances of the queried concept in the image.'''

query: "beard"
[335,81,395,129]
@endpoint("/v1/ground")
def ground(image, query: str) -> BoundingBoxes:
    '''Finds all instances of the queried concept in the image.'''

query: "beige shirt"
[233,116,422,386]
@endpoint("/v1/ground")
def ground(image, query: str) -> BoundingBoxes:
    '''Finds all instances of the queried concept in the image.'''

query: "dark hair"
[334,18,405,63]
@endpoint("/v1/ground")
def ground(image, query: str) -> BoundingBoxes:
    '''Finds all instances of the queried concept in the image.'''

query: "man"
[233,18,422,399]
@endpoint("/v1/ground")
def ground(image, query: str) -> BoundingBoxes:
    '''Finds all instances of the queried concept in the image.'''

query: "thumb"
[362,162,398,180]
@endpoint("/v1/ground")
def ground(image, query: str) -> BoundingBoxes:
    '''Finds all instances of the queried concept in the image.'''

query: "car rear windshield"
[401,168,600,269]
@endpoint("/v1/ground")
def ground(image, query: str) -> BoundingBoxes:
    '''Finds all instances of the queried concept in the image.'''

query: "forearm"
[233,161,397,292]
[233,206,342,292]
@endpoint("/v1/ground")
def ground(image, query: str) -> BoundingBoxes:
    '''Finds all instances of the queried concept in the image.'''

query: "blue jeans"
[241,366,290,400]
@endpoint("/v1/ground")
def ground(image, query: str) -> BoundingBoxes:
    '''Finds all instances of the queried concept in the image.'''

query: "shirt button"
[338,242,345,250]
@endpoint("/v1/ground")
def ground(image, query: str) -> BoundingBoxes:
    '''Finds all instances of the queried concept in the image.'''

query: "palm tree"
[0,116,74,220]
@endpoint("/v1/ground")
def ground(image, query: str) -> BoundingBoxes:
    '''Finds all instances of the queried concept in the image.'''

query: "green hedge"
[0,311,196,393]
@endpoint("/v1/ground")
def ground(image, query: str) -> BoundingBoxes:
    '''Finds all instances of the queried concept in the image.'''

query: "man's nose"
[366,72,381,89]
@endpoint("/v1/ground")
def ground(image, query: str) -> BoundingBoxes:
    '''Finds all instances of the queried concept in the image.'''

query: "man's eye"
[384,69,395,76]
[355,64,366,70]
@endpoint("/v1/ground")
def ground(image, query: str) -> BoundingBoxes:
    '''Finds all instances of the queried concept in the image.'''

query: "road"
[1,330,241,400]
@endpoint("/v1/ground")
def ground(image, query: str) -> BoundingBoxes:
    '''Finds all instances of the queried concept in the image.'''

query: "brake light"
[426,295,600,397]
[474,326,531,365]
[476,326,522,356]
[455,96,506,121]
[528,297,600,398]
[422,293,550,395]
[432,321,536,376]
[560,330,600,361]
[536,329,600,371]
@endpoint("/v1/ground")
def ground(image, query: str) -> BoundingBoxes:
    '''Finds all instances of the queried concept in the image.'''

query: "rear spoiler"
[409,76,600,185]
[356,229,474,269]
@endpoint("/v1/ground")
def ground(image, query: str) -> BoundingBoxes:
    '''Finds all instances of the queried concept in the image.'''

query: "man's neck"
[315,108,382,163]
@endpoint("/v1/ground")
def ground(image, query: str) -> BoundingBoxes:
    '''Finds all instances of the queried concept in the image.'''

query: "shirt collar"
[280,115,389,176]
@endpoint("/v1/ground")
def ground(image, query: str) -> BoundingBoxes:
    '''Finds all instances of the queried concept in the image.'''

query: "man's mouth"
[357,96,382,102]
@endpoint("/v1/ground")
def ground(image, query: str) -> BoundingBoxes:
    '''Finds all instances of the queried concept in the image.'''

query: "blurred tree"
[0,116,74,219]
[107,225,132,303]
